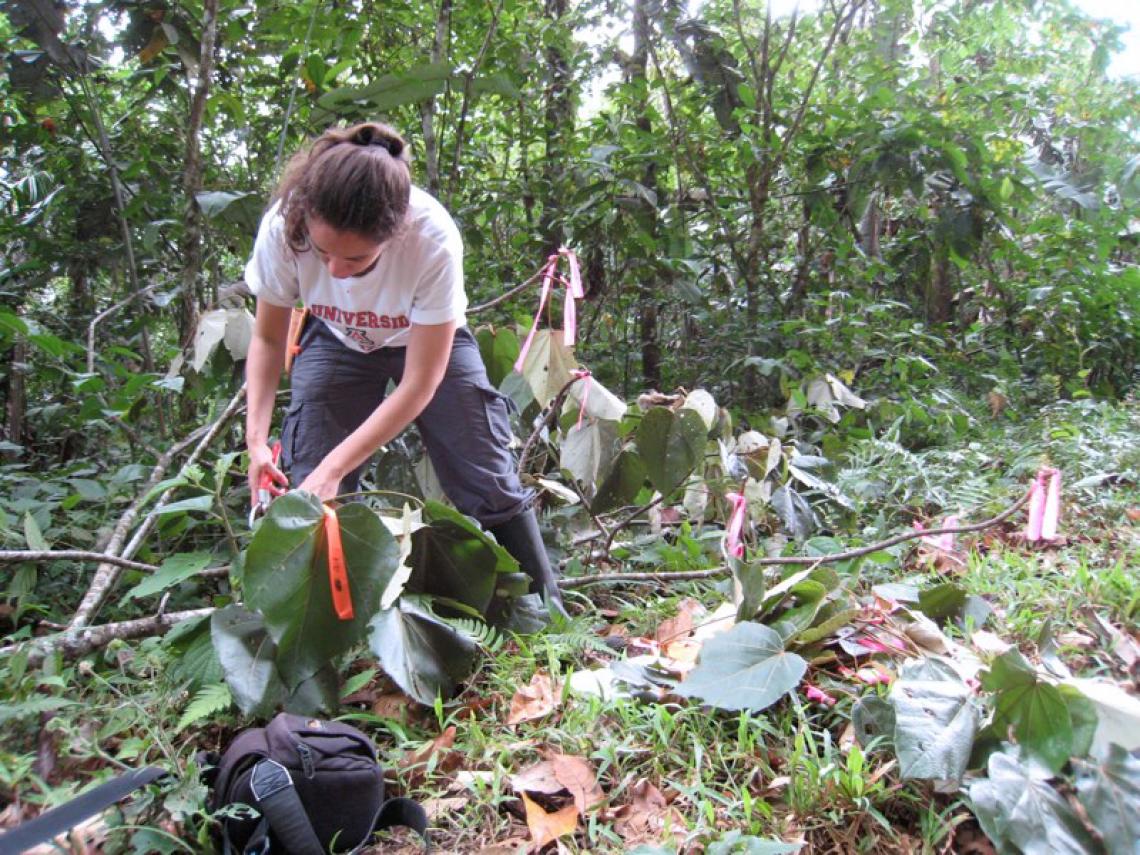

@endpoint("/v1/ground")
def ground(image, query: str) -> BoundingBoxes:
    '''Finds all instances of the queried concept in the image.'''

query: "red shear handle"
[322,506,354,621]
[257,441,283,493]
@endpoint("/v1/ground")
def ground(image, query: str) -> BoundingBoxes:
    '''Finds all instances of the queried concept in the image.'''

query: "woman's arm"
[298,320,457,501]
[245,300,293,502]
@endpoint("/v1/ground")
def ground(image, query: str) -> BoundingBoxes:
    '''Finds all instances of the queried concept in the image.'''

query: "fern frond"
[443,617,504,653]
[177,682,233,732]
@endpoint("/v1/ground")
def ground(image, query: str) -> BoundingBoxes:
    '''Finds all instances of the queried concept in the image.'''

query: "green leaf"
[1074,744,1140,855]
[409,501,516,614]
[675,622,807,713]
[341,667,377,700]
[127,551,212,599]
[592,449,647,513]
[176,683,232,731]
[211,605,284,716]
[318,62,452,110]
[368,595,480,705]
[23,511,48,551]
[476,326,521,388]
[636,407,707,495]
[730,555,766,623]
[166,616,223,690]
[707,831,803,854]
[889,673,980,781]
[154,494,215,516]
[770,485,815,539]
[0,696,77,725]
[245,493,398,690]
[969,750,1101,855]
[917,583,968,623]
[984,650,1074,772]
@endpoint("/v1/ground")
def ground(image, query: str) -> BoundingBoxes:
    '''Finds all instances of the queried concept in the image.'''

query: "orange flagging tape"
[322,506,354,620]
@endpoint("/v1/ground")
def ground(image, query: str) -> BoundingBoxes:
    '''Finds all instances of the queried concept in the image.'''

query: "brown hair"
[273,122,412,252]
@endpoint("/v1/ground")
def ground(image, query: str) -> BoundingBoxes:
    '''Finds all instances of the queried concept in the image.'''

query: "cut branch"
[2,608,215,667]
[69,384,246,629]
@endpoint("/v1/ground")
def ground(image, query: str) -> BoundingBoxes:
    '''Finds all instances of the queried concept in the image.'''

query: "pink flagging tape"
[725,491,747,559]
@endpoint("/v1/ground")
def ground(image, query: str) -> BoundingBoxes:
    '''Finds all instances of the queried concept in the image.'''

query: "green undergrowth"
[1,395,1137,852]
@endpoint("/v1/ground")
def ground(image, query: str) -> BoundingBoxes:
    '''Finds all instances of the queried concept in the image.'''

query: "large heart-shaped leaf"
[592,449,646,513]
[676,622,807,712]
[408,501,517,614]
[244,492,399,689]
[1075,744,1140,854]
[636,407,707,496]
[476,326,521,388]
[211,605,285,717]
[983,649,1074,773]
[368,595,480,704]
[890,673,980,782]
[969,750,1101,855]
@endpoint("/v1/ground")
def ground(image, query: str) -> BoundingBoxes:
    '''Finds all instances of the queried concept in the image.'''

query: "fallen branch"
[70,384,246,629]
[560,486,1032,589]
[1,608,214,667]
[0,550,231,579]
[0,551,158,574]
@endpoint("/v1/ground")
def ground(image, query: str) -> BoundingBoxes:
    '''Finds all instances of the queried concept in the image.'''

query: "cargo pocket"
[480,386,516,449]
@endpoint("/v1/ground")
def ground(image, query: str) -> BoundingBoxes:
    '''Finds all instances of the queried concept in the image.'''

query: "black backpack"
[201,713,429,854]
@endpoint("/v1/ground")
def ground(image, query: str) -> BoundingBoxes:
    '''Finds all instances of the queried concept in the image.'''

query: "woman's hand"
[297,460,345,503]
[247,441,289,507]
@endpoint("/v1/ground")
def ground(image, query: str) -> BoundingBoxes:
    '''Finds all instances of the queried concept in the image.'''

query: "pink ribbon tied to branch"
[571,369,592,430]
[513,247,584,374]
[1025,466,1062,543]
[913,515,959,552]
[725,491,747,559]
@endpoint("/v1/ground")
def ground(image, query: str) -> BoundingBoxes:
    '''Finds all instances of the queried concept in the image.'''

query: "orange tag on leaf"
[323,506,354,620]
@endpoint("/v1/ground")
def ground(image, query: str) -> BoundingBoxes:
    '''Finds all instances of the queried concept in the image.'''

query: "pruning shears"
[248,440,285,527]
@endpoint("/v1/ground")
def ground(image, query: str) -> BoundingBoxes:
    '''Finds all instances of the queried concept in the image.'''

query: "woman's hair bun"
[353,124,403,157]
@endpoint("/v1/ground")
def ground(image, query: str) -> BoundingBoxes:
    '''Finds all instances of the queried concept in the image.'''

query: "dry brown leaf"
[372,690,418,723]
[655,597,703,646]
[1124,507,1140,522]
[508,672,558,725]
[549,753,605,816]
[521,791,579,849]
[510,761,565,797]
[397,725,461,788]
[663,638,702,666]
[611,779,684,847]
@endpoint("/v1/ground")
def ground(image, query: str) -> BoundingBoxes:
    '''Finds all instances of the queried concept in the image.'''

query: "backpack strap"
[376,797,432,852]
[0,766,167,853]
[242,758,325,855]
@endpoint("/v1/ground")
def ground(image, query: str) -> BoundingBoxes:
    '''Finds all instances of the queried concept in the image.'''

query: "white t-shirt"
[245,186,467,352]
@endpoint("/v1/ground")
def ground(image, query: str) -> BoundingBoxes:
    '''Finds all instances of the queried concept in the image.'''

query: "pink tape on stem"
[1042,468,1061,541]
[725,491,747,559]
[513,255,557,374]
[938,515,959,552]
[1025,469,1048,542]
[572,369,592,430]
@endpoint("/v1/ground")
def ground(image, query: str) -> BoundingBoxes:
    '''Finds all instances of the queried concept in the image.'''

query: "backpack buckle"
[249,759,293,803]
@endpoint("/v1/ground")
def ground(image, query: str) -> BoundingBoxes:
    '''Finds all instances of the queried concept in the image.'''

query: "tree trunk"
[178,0,219,350]
[540,0,571,254]
[926,251,954,324]
[420,0,451,196]
[632,0,661,390]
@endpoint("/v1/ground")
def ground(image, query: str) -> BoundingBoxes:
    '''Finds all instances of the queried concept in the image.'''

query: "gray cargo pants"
[282,318,533,527]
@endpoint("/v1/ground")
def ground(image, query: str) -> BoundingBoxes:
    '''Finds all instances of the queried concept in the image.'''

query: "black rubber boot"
[489,509,569,621]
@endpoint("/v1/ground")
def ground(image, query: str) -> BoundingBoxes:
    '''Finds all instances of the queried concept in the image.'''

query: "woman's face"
[307,217,384,278]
